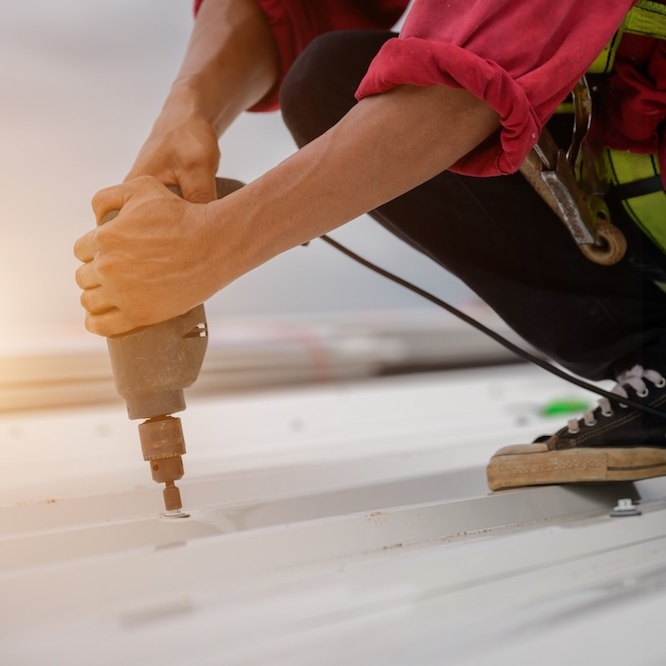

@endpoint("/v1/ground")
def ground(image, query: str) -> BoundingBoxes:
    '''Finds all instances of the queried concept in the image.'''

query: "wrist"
[162,79,212,125]
[204,188,278,293]
[170,0,280,134]
[170,74,224,118]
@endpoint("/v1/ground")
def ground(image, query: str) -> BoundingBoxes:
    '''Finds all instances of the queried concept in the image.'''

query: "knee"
[280,30,393,147]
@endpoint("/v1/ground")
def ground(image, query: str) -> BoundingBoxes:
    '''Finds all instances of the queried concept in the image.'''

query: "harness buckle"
[520,78,627,265]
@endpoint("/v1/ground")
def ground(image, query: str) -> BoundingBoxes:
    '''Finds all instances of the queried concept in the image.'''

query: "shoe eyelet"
[637,388,649,398]
[655,378,666,388]
[601,409,613,417]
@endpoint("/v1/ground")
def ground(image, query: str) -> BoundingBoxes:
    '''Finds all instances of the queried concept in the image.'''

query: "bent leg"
[280,30,666,381]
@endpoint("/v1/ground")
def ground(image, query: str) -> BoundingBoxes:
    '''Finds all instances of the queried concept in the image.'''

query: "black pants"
[279,30,666,381]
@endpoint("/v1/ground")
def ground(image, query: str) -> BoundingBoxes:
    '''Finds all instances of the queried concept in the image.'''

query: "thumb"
[178,170,217,204]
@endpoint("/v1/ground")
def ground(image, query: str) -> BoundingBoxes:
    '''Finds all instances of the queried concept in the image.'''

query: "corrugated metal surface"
[1,364,665,665]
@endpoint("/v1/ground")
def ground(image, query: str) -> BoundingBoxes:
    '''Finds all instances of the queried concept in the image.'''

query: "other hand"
[125,97,221,204]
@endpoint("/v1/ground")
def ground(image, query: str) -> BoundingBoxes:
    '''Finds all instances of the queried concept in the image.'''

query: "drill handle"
[104,177,245,419]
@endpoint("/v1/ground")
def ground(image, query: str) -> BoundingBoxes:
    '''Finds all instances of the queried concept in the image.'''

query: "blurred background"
[0,0,523,409]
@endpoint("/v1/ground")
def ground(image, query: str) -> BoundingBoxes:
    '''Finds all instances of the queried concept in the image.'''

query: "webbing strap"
[590,28,626,74]
[578,1,666,256]
[606,148,666,253]
[611,173,663,198]
[625,0,666,38]
[590,0,666,73]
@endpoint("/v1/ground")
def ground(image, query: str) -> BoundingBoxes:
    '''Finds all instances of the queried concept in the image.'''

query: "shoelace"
[567,365,666,434]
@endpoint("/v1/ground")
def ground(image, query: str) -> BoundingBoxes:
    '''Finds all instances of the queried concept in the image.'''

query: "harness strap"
[529,1,666,265]
[625,0,666,37]
[605,148,666,253]
[590,0,666,73]
[591,0,666,258]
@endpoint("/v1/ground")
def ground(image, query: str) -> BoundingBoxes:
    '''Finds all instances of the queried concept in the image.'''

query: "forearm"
[126,0,280,199]
[155,0,280,139]
[210,84,500,286]
[76,83,500,336]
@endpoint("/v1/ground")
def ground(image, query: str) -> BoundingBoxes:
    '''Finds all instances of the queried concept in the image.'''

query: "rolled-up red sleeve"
[356,0,636,175]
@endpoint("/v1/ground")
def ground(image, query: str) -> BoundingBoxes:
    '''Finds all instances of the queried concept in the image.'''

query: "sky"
[0,0,474,341]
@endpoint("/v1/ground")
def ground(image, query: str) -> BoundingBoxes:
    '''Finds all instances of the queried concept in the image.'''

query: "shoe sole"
[486,443,666,491]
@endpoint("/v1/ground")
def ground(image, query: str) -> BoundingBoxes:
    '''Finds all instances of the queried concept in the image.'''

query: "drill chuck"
[139,416,186,512]
[107,306,207,513]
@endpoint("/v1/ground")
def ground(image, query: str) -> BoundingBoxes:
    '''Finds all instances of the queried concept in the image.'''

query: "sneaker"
[486,365,666,491]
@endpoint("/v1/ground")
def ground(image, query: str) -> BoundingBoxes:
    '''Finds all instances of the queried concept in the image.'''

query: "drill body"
[107,305,208,512]
[104,177,244,513]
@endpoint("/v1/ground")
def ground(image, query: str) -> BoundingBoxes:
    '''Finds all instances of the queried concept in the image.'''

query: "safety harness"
[520,0,666,267]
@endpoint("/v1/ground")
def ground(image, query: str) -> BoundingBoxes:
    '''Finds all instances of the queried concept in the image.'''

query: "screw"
[610,498,642,517]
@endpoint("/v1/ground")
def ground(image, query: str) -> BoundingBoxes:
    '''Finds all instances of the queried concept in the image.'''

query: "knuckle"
[180,143,218,172]
[73,232,94,261]
[74,265,87,288]
[80,288,103,315]
[131,174,162,192]
[93,226,108,248]
[92,227,119,254]
[94,254,119,280]
[90,188,107,211]
[91,186,119,218]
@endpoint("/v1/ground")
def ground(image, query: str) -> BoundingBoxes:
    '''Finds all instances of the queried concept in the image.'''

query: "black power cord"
[320,233,666,420]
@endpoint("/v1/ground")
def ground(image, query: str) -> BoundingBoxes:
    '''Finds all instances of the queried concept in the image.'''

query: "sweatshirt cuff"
[355,37,541,176]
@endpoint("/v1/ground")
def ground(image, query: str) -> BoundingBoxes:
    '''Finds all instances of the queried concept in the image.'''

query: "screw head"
[610,498,642,517]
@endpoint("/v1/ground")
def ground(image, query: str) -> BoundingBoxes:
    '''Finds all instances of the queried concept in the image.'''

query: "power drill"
[104,177,244,515]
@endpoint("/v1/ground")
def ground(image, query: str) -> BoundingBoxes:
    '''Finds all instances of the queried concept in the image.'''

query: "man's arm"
[125,0,280,202]
[74,83,499,336]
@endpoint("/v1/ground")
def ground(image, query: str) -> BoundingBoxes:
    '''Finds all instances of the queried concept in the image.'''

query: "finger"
[91,181,136,225]
[73,229,98,263]
[75,261,98,289]
[85,308,133,338]
[80,286,112,315]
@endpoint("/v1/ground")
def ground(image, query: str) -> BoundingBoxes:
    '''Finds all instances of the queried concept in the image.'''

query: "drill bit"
[139,416,186,513]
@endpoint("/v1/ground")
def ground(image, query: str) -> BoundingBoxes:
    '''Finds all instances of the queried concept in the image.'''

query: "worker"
[73,0,666,490]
